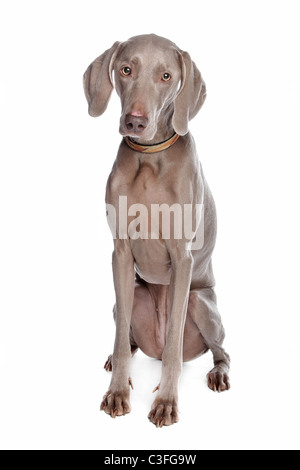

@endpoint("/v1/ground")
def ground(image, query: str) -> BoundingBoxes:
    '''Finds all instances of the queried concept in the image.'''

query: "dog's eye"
[162,73,171,81]
[121,66,132,76]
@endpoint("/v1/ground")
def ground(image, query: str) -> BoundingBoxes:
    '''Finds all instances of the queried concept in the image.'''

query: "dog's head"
[83,34,206,140]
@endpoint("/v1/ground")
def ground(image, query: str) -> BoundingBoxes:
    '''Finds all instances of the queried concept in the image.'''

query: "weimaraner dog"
[83,34,230,427]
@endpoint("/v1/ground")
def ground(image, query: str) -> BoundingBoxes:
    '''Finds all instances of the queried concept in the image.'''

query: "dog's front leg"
[148,248,193,427]
[101,240,135,418]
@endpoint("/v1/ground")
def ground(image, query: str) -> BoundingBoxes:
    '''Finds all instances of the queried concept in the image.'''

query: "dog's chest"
[129,159,177,205]
[128,161,175,285]
[106,158,181,285]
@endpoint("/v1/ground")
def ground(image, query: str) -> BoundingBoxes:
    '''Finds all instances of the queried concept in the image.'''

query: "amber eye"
[162,72,171,81]
[121,66,132,76]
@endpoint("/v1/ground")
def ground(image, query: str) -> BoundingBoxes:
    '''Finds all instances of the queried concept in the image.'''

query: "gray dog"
[83,34,230,427]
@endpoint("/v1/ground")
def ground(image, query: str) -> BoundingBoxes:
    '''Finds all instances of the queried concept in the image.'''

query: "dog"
[83,34,230,427]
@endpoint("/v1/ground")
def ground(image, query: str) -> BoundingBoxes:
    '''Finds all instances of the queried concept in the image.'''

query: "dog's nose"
[125,114,148,134]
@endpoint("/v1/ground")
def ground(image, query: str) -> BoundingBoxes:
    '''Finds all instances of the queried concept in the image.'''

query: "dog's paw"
[148,397,179,428]
[207,368,230,392]
[104,354,113,372]
[100,388,131,418]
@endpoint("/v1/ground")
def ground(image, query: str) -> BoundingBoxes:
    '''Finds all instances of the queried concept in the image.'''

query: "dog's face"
[83,34,207,139]
[113,36,182,141]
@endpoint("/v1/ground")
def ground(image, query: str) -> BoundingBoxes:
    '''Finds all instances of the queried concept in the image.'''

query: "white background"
[1,0,300,450]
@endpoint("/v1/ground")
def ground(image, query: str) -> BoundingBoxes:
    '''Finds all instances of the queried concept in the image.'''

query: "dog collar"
[124,132,180,154]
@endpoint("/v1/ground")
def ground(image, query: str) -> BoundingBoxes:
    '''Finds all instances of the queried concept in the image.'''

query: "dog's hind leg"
[188,287,231,392]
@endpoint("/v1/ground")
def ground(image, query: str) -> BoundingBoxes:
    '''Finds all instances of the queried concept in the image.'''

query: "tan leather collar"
[124,133,180,154]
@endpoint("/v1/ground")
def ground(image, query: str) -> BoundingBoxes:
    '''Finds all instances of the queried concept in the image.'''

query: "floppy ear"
[172,51,207,136]
[83,41,121,117]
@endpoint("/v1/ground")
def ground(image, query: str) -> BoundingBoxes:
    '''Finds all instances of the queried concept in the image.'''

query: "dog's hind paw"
[104,354,113,372]
[207,368,230,393]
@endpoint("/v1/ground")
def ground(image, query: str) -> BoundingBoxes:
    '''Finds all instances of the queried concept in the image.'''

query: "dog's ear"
[83,42,121,117]
[172,51,207,136]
